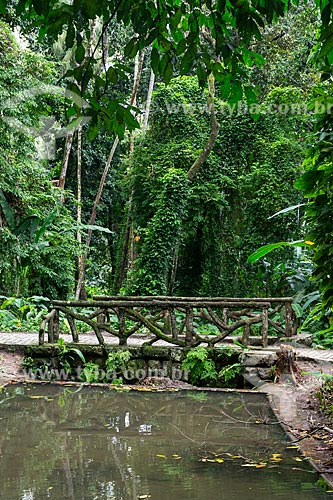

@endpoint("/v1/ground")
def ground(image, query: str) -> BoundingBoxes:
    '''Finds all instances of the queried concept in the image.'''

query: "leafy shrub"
[0,295,49,331]
[182,347,218,386]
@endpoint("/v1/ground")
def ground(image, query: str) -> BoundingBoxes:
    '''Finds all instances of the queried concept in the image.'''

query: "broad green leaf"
[292,303,303,318]
[75,44,85,64]
[176,38,187,55]
[107,67,118,84]
[124,38,136,58]
[35,209,58,243]
[150,47,159,75]
[66,23,75,49]
[320,33,333,58]
[163,61,173,84]
[70,348,86,363]
[268,204,306,219]
[77,224,113,234]
[247,241,307,263]
[180,44,196,75]
[32,0,45,15]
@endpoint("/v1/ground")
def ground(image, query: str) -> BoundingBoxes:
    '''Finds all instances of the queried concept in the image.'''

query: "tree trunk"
[58,130,74,202]
[142,69,155,134]
[187,73,219,181]
[75,126,86,299]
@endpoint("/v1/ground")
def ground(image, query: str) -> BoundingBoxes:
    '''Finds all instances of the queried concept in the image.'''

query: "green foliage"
[312,328,333,349]
[125,76,310,297]
[0,295,49,332]
[182,347,218,386]
[317,376,333,420]
[105,350,132,374]
[0,21,78,299]
[295,86,333,310]
[127,167,189,295]
[57,337,86,364]
[5,0,313,139]
[80,361,102,383]
[182,346,242,387]
[80,350,132,383]
[218,363,243,388]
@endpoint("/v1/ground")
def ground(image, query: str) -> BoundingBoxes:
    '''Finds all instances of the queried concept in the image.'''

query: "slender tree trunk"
[142,69,155,134]
[58,130,74,202]
[75,126,85,299]
[114,57,154,293]
[129,53,140,153]
[76,50,146,298]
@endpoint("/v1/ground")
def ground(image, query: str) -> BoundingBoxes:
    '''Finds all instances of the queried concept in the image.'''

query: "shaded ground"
[0,348,332,488]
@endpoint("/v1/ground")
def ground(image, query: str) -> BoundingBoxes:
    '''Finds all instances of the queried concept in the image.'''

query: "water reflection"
[0,385,328,500]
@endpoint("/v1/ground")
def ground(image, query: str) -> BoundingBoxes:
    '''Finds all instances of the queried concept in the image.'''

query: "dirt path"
[1,348,332,488]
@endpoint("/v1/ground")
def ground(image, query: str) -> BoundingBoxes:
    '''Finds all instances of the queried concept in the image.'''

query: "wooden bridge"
[39,296,297,348]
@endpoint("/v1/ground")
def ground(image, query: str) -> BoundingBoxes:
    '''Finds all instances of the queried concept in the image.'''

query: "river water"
[0,385,329,499]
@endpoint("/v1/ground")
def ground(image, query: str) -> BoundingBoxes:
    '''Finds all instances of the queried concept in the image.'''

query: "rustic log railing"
[39,296,297,348]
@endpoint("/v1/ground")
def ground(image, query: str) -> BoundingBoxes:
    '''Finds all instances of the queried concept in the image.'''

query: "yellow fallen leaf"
[270,457,282,462]
[138,495,151,499]
[215,458,224,463]
[271,454,282,458]
[156,454,167,459]
[286,445,299,449]
[232,455,242,459]
[256,463,267,468]
[294,457,303,462]
[242,464,259,467]
[305,240,314,245]
[200,458,207,462]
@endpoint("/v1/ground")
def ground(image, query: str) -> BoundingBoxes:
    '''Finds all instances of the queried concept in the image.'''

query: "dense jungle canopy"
[0,0,333,341]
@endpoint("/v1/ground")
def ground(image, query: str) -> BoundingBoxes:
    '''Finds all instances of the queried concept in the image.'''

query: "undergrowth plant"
[0,295,49,332]
[182,347,218,386]
[182,345,243,387]
[317,376,333,422]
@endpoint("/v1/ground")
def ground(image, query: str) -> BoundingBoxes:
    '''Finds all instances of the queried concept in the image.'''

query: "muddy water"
[0,385,329,500]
